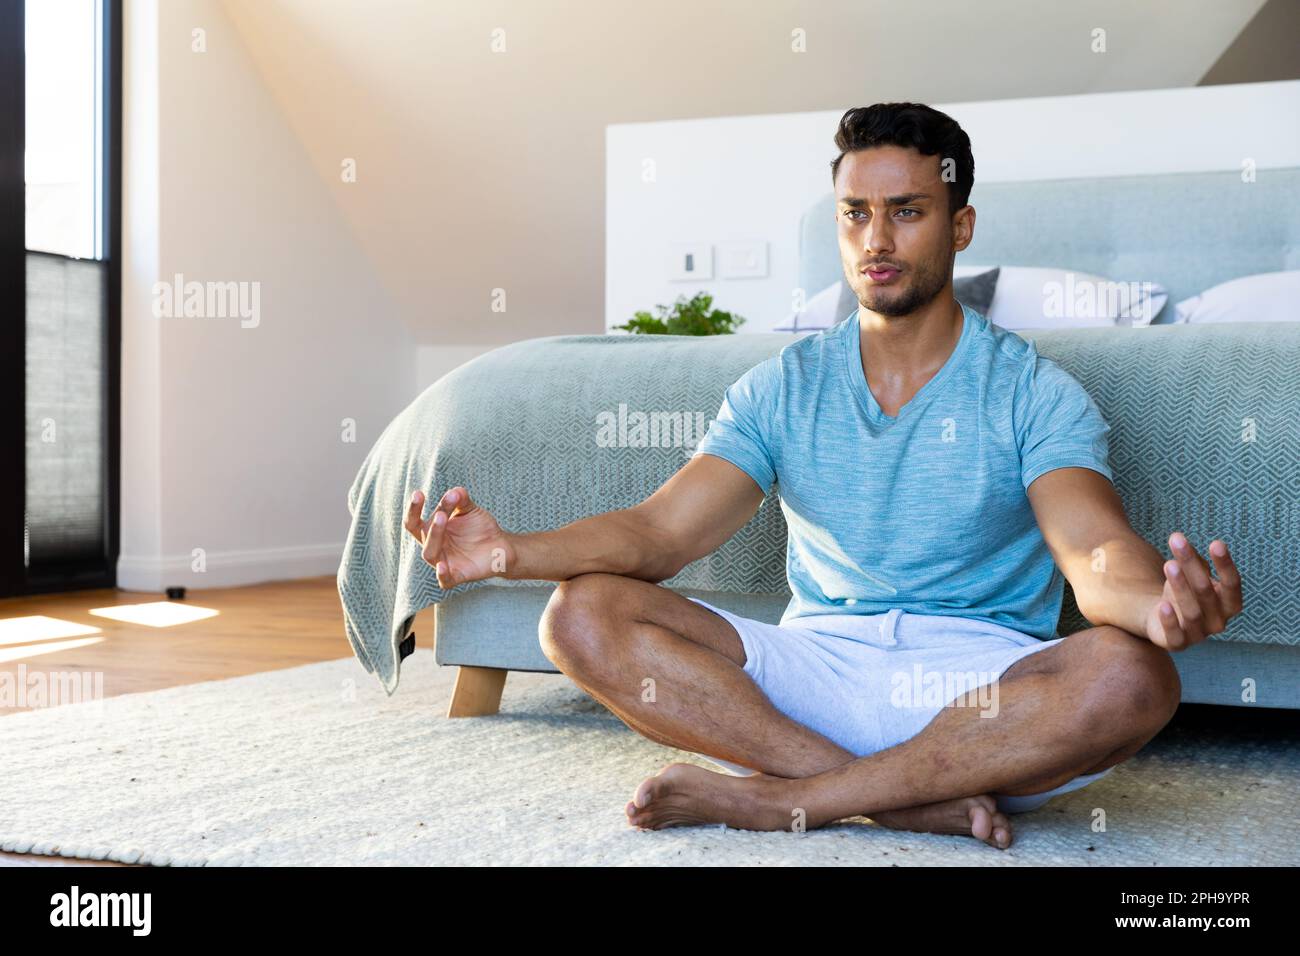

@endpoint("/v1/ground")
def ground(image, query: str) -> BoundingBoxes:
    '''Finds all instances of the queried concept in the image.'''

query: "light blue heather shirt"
[692,302,1113,639]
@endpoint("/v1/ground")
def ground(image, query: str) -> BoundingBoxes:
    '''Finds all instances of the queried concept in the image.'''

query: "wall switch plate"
[668,242,713,281]
[717,240,768,278]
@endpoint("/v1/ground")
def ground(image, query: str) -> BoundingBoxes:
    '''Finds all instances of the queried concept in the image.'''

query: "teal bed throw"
[338,322,1300,694]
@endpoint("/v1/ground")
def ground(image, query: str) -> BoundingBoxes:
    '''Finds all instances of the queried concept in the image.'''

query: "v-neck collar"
[844,302,974,426]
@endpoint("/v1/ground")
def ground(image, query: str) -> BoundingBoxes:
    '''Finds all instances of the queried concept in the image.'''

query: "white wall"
[119,0,162,579]
[119,0,415,591]
[606,79,1300,334]
[220,0,1272,346]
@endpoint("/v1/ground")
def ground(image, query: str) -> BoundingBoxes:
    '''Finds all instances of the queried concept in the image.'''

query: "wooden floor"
[0,576,432,867]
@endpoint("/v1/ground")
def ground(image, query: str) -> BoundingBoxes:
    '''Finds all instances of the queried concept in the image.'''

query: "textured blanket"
[338,323,1300,694]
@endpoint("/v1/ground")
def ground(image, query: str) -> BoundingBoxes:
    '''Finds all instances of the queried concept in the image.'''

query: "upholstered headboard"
[798,166,1300,322]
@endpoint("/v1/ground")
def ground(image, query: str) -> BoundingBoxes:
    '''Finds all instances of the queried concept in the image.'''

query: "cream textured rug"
[3,650,1296,866]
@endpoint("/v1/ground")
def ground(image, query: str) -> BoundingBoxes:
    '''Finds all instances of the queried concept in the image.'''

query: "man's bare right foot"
[870,794,1013,849]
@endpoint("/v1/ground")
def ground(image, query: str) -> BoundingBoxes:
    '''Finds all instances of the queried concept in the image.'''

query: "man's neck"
[857,296,964,416]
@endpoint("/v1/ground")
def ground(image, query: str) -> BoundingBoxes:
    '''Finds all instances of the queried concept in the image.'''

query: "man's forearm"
[1072,534,1167,637]
[502,508,681,583]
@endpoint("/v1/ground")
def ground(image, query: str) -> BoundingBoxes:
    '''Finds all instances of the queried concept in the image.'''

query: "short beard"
[848,240,954,318]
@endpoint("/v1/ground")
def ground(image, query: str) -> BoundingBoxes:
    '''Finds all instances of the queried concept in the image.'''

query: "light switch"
[668,242,713,281]
[717,240,768,278]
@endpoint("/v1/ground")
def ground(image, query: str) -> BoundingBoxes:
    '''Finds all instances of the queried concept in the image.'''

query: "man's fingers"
[1162,558,1204,646]
[1152,600,1183,651]
[404,489,426,542]
[416,487,462,561]
[437,486,476,518]
[404,489,445,584]
[454,487,479,516]
[1208,539,1244,617]
[1169,532,1225,634]
[427,487,460,528]
[422,507,448,568]
[407,486,477,587]
[435,558,456,589]
[1168,532,1214,594]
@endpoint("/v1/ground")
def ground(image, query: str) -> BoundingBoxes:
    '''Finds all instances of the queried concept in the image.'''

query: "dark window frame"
[0,0,121,597]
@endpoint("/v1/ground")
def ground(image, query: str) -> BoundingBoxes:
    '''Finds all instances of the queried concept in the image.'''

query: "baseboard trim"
[116,543,343,592]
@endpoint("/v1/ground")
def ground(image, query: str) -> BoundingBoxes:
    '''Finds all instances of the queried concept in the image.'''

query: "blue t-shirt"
[692,302,1113,639]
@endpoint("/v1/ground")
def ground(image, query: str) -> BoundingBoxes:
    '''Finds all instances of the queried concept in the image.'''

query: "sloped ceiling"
[1200,0,1300,86]
[221,0,1270,346]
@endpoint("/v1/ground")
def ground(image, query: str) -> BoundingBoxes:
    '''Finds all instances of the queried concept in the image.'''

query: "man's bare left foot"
[870,795,1013,849]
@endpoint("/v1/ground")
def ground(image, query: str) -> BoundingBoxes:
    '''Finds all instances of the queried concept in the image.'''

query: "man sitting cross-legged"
[403,102,1243,849]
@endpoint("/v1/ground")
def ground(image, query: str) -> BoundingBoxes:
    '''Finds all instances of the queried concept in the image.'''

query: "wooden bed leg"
[447,665,508,717]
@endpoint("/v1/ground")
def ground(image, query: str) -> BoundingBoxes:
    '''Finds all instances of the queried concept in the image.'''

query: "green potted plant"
[612,292,745,336]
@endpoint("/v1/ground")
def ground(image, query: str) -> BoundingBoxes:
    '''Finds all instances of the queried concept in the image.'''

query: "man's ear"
[953,204,976,254]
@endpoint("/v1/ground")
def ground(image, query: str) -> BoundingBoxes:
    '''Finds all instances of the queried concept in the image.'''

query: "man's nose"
[862,215,894,254]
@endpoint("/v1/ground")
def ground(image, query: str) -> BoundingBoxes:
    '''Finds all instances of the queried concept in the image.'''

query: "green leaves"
[612,292,746,336]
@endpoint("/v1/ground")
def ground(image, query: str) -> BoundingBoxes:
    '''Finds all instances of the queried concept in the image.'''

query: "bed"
[338,165,1300,713]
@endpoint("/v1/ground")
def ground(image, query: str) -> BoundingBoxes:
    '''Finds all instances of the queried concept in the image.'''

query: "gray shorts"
[686,597,1114,814]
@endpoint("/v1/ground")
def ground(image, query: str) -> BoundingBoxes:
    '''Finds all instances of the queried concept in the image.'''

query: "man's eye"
[844,209,919,220]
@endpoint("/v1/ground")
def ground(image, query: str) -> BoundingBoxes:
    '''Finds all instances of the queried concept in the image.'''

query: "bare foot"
[870,795,1013,849]
[625,762,797,832]
[626,763,1013,849]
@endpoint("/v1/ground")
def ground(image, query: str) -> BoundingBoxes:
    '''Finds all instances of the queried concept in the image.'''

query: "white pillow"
[771,279,857,332]
[1171,271,1300,324]
[953,265,1166,329]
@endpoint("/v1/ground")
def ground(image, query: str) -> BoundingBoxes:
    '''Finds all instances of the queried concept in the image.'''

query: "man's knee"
[538,573,632,671]
[1076,625,1182,740]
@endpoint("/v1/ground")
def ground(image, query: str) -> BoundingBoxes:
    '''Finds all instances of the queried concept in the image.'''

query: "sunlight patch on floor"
[0,615,102,646]
[88,602,219,628]
[0,636,104,664]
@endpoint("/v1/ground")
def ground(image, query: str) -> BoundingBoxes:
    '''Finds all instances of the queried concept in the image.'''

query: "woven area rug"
[3,650,1297,866]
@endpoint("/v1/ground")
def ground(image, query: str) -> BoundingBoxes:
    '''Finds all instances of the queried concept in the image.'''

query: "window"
[0,0,120,596]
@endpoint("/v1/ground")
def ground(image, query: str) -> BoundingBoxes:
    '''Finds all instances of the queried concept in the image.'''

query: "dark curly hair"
[830,103,975,218]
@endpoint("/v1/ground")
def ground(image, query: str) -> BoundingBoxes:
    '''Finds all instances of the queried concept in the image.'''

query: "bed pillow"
[1171,271,1300,324]
[953,265,1167,329]
[773,267,999,332]
[954,266,1000,317]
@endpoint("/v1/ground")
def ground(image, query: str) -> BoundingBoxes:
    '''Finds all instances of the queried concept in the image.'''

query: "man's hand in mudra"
[404,486,514,588]
[1144,532,1244,651]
